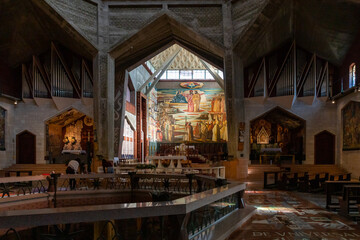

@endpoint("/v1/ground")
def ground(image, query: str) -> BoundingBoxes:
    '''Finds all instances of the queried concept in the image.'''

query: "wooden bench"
[329,173,351,181]
[263,170,288,189]
[276,171,309,191]
[339,185,360,219]
[325,180,360,210]
[4,170,32,177]
[308,172,329,193]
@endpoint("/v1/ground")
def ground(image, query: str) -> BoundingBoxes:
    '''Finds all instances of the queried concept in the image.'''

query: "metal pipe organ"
[276,51,294,97]
[21,43,93,100]
[303,64,315,96]
[52,56,74,98]
[33,65,49,98]
[82,68,93,98]
[22,68,31,98]
[254,66,265,97]
[245,43,330,99]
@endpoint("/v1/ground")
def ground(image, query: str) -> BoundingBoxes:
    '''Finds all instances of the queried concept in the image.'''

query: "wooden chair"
[339,185,360,219]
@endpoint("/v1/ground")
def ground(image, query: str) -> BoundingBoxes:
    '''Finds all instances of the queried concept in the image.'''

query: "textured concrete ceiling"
[110,14,224,70]
[235,0,360,66]
[150,44,209,70]
[0,0,97,68]
[46,108,85,126]
[251,107,305,129]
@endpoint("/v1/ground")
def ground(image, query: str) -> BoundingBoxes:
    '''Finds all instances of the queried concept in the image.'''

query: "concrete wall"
[244,97,338,165]
[0,98,93,168]
[129,65,151,93]
[0,98,16,169]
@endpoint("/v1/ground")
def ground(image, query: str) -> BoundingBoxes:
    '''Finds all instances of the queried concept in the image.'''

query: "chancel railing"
[0,173,218,200]
[0,175,47,198]
[0,173,248,240]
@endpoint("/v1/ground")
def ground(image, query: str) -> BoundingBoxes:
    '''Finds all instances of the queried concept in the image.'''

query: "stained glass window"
[349,63,356,88]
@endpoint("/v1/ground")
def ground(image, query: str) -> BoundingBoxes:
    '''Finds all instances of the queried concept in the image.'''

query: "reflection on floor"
[227,191,360,240]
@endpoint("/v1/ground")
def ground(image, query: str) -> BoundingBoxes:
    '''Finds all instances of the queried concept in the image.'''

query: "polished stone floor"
[227,190,360,240]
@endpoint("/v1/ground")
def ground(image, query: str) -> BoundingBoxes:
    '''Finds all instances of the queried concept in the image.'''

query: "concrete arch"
[109,14,224,70]
[110,14,226,156]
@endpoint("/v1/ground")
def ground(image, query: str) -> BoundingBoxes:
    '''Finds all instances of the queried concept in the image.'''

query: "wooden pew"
[308,172,329,193]
[330,173,351,181]
[339,185,360,219]
[263,170,287,189]
[297,172,310,192]
[5,170,32,177]
[278,171,308,191]
[325,180,360,210]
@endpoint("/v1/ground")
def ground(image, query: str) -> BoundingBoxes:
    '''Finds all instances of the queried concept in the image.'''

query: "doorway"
[314,130,335,165]
[16,131,36,164]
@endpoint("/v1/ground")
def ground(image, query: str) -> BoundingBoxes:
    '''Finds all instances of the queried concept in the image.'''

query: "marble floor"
[227,190,360,240]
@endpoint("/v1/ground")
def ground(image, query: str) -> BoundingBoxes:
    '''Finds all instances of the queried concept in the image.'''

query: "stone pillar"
[114,68,128,157]
[223,2,247,179]
[93,3,115,160]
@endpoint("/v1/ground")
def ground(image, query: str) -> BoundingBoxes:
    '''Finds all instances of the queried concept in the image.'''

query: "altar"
[61,150,86,155]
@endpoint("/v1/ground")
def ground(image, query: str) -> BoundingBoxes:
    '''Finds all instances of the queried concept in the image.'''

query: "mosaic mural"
[343,101,360,150]
[0,107,5,150]
[150,86,227,143]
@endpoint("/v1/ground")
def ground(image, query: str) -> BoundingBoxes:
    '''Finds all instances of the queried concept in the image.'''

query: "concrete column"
[93,3,114,160]
[114,68,128,158]
[223,2,247,178]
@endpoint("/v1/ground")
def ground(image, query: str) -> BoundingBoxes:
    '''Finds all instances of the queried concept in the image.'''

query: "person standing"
[66,159,79,190]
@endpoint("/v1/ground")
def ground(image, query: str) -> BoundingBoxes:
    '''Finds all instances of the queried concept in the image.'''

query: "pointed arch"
[110,14,225,157]
[16,130,36,164]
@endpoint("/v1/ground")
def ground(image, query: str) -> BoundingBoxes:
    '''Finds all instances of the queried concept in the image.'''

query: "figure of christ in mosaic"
[182,90,194,112]
[192,90,204,112]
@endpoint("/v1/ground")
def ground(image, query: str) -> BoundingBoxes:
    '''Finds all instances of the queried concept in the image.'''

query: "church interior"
[0,0,360,239]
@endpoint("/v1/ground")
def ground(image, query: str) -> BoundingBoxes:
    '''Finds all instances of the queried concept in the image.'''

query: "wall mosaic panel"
[150,85,227,143]
[343,101,360,150]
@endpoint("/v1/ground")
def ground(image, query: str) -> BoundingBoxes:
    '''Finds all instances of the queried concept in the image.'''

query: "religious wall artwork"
[152,88,227,143]
[257,127,269,144]
[180,82,204,89]
[343,101,360,150]
[63,120,83,150]
[0,107,5,151]
[84,116,93,127]
[249,107,305,162]
[251,119,272,145]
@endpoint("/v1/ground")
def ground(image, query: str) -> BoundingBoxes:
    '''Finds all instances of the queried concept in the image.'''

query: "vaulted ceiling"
[235,0,360,66]
[1,0,359,72]
[0,0,97,68]
[150,44,218,70]
[110,14,224,71]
